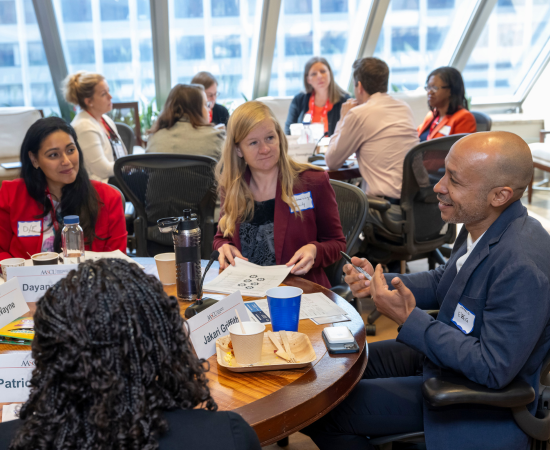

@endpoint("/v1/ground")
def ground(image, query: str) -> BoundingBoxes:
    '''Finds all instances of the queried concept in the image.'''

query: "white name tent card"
[186,291,249,360]
[6,264,77,302]
[0,279,30,330]
[0,352,34,402]
[203,259,292,298]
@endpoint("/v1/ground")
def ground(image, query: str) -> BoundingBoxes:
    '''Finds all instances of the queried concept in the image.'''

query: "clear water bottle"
[62,215,85,264]
[157,209,201,301]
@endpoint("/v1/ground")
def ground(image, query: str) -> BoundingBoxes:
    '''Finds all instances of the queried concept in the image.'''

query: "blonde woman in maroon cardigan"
[213,101,346,289]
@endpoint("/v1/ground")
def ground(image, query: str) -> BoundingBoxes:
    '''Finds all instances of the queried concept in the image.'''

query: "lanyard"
[45,188,59,232]
[429,114,441,135]
[307,93,331,125]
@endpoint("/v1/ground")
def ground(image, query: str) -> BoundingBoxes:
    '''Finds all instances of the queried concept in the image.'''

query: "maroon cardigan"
[214,169,346,288]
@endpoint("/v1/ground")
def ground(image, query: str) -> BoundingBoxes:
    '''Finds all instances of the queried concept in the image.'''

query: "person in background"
[146,84,225,160]
[325,57,419,202]
[0,118,127,262]
[214,101,346,289]
[63,71,127,183]
[284,56,350,136]
[417,66,476,141]
[0,259,261,450]
[191,71,230,126]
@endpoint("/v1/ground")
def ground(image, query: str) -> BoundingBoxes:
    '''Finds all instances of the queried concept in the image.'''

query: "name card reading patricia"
[6,265,77,302]
[0,352,34,402]
[186,291,249,360]
[0,278,30,330]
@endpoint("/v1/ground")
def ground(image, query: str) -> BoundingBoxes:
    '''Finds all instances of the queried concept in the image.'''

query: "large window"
[268,0,371,97]
[53,0,155,105]
[463,0,550,103]
[374,0,477,92]
[0,0,58,114]
[168,0,263,108]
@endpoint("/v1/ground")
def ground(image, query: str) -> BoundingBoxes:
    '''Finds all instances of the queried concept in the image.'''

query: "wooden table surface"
[0,264,367,446]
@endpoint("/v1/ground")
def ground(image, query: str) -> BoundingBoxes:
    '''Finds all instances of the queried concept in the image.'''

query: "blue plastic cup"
[266,286,303,332]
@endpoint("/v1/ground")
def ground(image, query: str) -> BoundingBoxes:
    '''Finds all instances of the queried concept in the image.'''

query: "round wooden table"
[0,264,367,446]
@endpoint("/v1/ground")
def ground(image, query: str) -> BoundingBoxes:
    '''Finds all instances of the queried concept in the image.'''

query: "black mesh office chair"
[324,180,368,307]
[361,135,464,334]
[115,122,135,155]
[113,154,217,258]
[471,111,492,132]
[368,348,550,449]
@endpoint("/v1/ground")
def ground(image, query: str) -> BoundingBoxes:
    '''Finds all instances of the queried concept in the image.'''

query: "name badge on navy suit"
[17,221,41,237]
[452,302,475,334]
[290,191,314,213]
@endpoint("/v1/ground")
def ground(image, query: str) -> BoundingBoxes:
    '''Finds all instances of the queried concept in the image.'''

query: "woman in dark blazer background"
[284,56,350,137]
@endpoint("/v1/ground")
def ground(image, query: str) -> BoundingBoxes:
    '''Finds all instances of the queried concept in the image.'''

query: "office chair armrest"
[423,376,535,409]
[540,130,550,143]
[367,196,391,211]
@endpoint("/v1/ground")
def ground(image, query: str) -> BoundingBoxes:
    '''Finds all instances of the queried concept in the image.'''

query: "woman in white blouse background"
[63,71,127,183]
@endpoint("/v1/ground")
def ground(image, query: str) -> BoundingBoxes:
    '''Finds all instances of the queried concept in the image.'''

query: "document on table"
[245,292,348,323]
[202,259,293,297]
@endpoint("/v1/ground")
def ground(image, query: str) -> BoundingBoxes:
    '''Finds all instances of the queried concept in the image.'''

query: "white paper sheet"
[245,292,347,322]
[202,259,293,297]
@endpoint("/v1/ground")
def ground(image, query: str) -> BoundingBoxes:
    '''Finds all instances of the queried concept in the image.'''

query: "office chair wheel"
[276,437,289,447]
[365,324,376,336]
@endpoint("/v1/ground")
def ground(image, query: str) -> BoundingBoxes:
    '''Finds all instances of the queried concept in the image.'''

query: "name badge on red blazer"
[18,221,41,237]
[290,191,314,213]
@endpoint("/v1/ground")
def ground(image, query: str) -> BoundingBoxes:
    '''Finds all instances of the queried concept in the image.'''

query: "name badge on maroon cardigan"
[17,221,41,237]
[290,191,314,213]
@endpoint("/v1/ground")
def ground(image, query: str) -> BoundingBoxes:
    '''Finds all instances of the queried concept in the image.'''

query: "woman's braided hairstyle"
[10,258,216,450]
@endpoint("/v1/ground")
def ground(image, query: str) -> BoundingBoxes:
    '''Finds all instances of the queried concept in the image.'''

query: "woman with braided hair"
[0,259,260,450]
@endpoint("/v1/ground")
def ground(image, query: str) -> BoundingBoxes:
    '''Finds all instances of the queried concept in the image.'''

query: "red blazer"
[418,108,477,141]
[213,170,346,289]
[0,179,127,261]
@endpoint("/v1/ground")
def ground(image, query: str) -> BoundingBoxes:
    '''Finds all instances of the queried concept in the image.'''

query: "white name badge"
[452,302,475,335]
[17,221,41,237]
[290,191,314,213]
[186,291,250,360]
[0,278,30,330]
[0,352,34,402]
[439,125,452,136]
[6,264,78,302]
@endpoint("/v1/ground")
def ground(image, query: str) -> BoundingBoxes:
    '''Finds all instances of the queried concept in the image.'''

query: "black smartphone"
[340,251,372,281]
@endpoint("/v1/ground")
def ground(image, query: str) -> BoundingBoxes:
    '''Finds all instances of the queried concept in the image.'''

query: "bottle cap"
[178,209,198,231]
[64,215,80,224]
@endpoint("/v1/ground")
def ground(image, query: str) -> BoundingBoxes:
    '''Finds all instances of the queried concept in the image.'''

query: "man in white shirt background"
[325,57,419,203]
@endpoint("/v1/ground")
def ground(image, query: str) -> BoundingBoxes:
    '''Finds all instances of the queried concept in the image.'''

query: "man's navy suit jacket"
[394,200,550,449]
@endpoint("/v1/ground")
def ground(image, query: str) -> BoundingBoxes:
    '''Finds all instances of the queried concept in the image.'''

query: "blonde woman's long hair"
[216,101,323,238]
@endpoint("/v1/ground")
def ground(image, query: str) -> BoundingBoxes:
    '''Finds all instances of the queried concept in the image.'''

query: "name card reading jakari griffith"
[6,264,77,302]
[186,291,249,360]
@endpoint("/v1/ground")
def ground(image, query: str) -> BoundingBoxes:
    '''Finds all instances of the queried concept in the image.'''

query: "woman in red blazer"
[418,67,477,141]
[0,117,127,262]
[214,101,346,289]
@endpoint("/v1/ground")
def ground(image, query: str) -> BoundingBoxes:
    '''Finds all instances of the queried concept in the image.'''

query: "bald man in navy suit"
[302,131,550,450]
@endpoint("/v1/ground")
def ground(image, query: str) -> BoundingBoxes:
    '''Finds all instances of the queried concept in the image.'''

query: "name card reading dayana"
[0,278,30,330]
[186,291,249,360]
[6,264,77,302]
